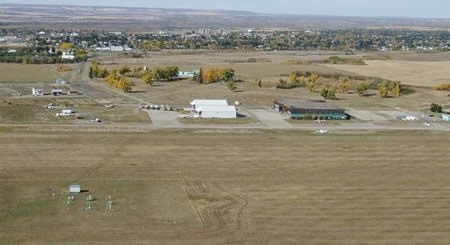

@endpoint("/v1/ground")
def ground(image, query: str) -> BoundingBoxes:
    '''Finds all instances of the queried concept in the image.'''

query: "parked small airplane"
[314,119,327,124]
[424,122,431,127]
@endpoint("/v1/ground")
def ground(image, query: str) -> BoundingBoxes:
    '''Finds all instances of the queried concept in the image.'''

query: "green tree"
[431,103,443,113]
[89,66,93,79]
[220,68,235,81]
[118,66,131,75]
[227,80,237,91]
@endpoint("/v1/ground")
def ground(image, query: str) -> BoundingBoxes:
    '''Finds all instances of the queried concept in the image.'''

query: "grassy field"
[326,60,450,87]
[0,129,449,244]
[0,64,81,83]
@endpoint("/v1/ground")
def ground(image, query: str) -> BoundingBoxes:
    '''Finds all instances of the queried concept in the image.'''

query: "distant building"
[110,46,124,52]
[178,70,200,78]
[61,50,75,60]
[32,88,44,96]
[442,114,450,122]
[56,78,68,84]
[274,99,349,120]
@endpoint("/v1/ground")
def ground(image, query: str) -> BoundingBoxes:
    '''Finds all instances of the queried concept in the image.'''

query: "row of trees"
[278,71,403,99]
[378,80,402,98]
[0,56,78,64]
[433,83,450,91]
[141,66,179,85]
[89,63,109,78]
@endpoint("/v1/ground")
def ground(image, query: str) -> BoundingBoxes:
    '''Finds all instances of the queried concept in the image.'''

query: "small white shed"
[198,106,237,119]
[69,184,81,193]
[32,88,44,96]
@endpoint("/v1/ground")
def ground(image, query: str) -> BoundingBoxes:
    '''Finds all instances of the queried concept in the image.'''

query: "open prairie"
[0,63,81,83]
[326,60,450,87]
[0,129,449,245]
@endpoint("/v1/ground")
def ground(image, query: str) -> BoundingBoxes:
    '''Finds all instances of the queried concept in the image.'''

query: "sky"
[1,0,450,18]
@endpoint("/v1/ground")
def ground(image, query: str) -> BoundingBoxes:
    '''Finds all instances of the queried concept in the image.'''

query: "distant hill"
[1,3,449,31]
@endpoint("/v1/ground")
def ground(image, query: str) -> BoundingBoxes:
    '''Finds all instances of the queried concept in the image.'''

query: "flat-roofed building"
[190,99,228,111]
[274,99,348,120]
[197,106,237,119]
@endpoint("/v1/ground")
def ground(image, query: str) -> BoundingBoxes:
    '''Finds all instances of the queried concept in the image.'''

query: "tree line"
[277,71,404,99]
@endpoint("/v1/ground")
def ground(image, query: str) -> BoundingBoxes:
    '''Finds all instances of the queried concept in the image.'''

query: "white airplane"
[424,122,431,127]
[316,129,328,134]
[315,119,327,124]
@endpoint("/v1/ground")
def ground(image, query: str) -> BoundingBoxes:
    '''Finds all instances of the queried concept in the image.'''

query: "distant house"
[32,88,44,96]
[178,70,200,78]
[61,50,75,60]
[110,46,124,52]
[442,114,450,122]
[56,78,68,84]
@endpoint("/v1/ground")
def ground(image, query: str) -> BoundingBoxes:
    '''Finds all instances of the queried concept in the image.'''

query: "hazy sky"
[2,0,450,18]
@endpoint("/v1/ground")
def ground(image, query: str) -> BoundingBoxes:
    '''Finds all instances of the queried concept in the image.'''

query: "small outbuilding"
[56,78,68,84]
[178,70,200,78]
[442,114,450,122]
[32,88,44,96]
[51,89,63,96]
[69,184,81,193]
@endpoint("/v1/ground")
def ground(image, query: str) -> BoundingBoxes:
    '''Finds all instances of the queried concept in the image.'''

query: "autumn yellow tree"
[378,81,389,98]
[60,42,74,51]
[338,77,352,93]
[142,70,153,86]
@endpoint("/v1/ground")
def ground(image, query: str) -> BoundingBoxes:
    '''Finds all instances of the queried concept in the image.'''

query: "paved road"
[246,109,293,129]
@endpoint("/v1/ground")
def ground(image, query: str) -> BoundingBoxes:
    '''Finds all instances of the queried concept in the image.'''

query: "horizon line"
[1,2,450,20]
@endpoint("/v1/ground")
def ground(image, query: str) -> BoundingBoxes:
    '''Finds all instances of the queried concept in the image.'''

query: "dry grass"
[0,130,449,244]
[0,63,81,83]
[325,60,450,87]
